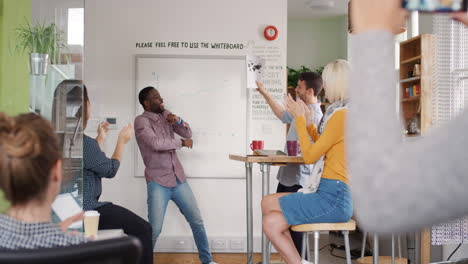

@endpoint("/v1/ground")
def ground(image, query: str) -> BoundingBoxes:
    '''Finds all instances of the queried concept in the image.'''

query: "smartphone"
[402,0,468,12]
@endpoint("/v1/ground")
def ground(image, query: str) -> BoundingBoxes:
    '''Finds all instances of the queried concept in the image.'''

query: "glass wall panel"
[30,0,85,227]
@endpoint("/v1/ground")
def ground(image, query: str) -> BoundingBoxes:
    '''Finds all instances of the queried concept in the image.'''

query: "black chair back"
[0,236,142,264]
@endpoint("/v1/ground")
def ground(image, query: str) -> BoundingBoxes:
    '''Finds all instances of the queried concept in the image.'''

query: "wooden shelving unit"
[399,34,434,264]
[399,34,433,137]
[401,55,422,65]
[402,96,420,103]
[400,76,421,84]
[317,89,329,113]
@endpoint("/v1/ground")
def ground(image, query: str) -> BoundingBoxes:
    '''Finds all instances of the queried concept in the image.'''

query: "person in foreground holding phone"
[0,113,87,249]
[261,60,352,264]
[348,0,468,233]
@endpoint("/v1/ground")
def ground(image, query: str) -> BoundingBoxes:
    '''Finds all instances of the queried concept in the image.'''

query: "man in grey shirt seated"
[256,72,323,254]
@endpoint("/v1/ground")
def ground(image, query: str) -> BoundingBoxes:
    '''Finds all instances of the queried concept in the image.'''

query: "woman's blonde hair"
[322,59,350,103]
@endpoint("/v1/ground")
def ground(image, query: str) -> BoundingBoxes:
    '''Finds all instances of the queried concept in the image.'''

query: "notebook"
[51,193,83,229]
[252,149,287,156]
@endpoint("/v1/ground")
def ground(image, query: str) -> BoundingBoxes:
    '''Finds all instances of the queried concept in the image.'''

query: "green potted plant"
[287,65,326,102]
[287,65,324,88]
[287,66,311,88]
[15,20,66,75]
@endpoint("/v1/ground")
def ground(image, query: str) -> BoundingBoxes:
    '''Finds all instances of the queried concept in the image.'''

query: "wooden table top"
[229,154,305,164]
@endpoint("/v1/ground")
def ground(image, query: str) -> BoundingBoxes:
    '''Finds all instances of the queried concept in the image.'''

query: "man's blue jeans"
[147,180,212,264]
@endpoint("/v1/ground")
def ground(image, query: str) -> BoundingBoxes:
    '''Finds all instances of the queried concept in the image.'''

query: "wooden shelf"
[401,55,421,65]
[400,35,421,45]
[400,76,421,83]
[402,96,420,102]
[399,34,433,264]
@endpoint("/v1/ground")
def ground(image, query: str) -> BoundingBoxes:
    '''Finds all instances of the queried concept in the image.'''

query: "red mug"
[250,140,264,151]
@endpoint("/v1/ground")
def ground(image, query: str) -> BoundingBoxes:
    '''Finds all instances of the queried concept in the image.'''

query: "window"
[431,14,468,246]
[67,8,84,46]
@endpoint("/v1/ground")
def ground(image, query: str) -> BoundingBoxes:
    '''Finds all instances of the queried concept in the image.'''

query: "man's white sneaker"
[301,260,313,264]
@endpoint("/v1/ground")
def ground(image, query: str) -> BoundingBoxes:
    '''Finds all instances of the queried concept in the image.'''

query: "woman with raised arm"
[82,87,153,264]
[261,60,352,264]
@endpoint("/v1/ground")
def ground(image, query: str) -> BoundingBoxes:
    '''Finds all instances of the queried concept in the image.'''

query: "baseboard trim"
[154,253,283,264]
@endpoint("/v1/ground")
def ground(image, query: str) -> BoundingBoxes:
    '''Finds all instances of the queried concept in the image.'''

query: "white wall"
[84,0,286,253]
[287,15,348,70]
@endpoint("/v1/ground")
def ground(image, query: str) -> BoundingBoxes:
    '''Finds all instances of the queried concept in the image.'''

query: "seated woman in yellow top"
[261,60,352,264]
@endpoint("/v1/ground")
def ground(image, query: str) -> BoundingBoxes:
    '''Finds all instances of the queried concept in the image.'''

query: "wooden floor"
[154,253,283,264]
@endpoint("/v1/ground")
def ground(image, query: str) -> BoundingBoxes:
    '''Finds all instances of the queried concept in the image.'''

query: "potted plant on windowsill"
[15,20,66,75]
[287,65,324,99]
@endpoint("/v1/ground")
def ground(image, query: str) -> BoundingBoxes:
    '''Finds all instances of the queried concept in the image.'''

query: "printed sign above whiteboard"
[134,55,248,178]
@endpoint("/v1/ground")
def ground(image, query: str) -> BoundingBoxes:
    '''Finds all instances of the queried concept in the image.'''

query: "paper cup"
[84,210,100,238]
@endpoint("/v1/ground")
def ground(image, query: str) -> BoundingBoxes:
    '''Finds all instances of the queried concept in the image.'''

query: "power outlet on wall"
[212,239,227,250]
[230,239,244,250]
[157,236,252,252]
[175,238,192,250]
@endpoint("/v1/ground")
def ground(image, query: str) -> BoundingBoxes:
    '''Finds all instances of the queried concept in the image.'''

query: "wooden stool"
[357,256,407,264]
[357,232,408,264]
[291,219,356,264]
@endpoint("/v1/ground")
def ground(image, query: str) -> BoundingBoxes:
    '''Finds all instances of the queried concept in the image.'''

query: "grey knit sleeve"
[348,31,468,233]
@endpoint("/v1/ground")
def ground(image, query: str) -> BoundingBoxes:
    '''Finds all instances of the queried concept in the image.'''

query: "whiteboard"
[134,55,247,178]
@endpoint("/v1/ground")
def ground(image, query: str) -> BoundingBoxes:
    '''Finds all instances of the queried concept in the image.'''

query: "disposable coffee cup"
[84,210,100,238]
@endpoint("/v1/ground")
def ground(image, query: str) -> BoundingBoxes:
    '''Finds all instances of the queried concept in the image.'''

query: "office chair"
[0,236,142,264]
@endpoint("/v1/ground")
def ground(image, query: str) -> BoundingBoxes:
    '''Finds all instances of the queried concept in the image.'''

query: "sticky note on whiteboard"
[246,55,265,89]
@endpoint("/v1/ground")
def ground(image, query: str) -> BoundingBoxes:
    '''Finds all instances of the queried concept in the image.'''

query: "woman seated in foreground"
[0,113,86,249]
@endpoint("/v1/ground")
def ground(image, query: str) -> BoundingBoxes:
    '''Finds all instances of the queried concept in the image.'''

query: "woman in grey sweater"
[349,0,468,233]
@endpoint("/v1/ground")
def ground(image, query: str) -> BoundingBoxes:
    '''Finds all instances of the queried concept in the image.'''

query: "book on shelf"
[403,85,421,99]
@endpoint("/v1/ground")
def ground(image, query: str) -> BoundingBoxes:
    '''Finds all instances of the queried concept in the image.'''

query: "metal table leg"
[361,231,367,259]
[344,231,352,264]
[314,231,320,264]
[301,233,307,258]
[398,235,402,259]
[415,232,421,264]
[246,162,253,264]
[374,233,379,264]
[261,164,271,264]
